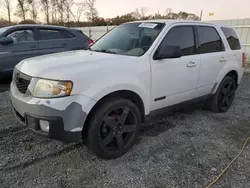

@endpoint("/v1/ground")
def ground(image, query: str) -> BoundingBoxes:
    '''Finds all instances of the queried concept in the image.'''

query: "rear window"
[221,27,241,50]
[61,30,75,38]
[197,26,225,54]
[39,29,74,40]
[76,30,88,38]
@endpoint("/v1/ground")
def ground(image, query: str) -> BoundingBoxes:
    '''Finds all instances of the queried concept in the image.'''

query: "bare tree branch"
[85,0,98,22]
[27,0,38,22]
[64,0,74,23]
[140,7,148,18]
[164,8,172,15]
[75,2,86,23]
[2,0,11,23]
[40,0,50,24]
[16,0,29,21]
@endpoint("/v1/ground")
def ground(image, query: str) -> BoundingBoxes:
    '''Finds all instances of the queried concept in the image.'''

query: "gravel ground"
[1,74,250,188]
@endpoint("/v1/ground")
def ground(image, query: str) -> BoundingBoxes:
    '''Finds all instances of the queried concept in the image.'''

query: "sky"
[2,0,250,22]
[92,0,250,20]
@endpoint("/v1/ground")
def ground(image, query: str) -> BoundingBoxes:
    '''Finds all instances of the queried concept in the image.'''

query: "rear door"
[0,28,39,79]
[37,28,75,55]
[196,25,227,96]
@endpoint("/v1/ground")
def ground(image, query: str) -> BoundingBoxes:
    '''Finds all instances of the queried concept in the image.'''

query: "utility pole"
[200,10,203,21]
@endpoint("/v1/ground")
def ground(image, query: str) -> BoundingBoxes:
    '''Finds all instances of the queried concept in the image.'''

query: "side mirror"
[0,37,14,45]
[154,45,182,60]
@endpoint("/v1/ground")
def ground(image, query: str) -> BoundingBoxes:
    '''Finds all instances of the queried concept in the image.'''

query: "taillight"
[88,39,94,46]
[242,52,246,67]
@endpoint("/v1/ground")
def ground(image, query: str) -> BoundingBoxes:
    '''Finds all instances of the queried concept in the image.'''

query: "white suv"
[10,20,246,159]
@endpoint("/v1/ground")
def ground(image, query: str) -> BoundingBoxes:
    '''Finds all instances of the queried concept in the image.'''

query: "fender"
[213,63,241,94]
[79,76,151,115]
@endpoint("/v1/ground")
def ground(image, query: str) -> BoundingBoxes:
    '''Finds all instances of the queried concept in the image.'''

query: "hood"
[16,50,136,80]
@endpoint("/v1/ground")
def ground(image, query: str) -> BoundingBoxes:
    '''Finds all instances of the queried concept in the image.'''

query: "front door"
[150,25,200,111]
[0,28,39,80]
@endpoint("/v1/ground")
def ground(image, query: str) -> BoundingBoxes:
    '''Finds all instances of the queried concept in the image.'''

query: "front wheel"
[84,97,141,159]
[209,76,237,113]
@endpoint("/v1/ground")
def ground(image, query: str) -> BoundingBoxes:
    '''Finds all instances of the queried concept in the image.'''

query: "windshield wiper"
[90,49,116,54]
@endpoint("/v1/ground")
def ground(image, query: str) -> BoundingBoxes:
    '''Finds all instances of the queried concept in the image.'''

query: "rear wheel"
[209,76,237,113]
[85,97,141,159]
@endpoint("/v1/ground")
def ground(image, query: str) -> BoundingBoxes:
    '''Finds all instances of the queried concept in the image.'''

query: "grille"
[14,70,31,94]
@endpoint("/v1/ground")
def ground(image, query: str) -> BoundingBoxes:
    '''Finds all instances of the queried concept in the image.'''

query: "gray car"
[0,24,92,82]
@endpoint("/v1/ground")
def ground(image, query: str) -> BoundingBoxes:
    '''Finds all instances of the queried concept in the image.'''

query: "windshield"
[90,22,165,56]
[0,27,8,36]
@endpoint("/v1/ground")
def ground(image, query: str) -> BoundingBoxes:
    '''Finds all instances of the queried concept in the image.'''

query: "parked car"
[10,20,246,159]
[0,24,93,82]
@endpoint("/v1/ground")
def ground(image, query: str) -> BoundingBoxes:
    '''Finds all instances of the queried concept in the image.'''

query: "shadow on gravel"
[0,142,83,172]
[0,126,27,139]
[140,119,175,137]
[140,103,205,137]
[0,77,11,93]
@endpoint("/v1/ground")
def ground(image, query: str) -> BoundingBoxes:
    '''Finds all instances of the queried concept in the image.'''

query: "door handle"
[220,57,227,62]
[187,61,196,67]
[62,43,67,46]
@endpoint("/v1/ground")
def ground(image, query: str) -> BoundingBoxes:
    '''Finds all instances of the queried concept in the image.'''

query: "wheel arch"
[82,90,146,136]
[213,68,240,94]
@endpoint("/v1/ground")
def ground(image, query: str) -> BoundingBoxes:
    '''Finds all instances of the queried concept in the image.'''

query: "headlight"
[33,79,73,98]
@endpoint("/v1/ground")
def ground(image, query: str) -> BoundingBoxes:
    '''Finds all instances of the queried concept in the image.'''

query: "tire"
[209,76,237,113]
[84,97,141,159]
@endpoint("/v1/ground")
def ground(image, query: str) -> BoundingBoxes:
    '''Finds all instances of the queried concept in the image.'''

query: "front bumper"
[10,81,96,143]
[12,108,81,142]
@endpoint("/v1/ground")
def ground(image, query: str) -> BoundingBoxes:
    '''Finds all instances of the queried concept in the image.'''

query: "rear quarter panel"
[213,25,244,93]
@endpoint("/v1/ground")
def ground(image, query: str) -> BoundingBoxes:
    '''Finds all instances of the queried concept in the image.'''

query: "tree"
[177,11,188,20]
[19,19,36,24]
[74,2,86,23]
[164,8,172,15]
[132,9,141,20]
[40,0,50,24]
[187,13,200,20]
[51,0,58,23]
[166,12,178,19]
[64,0,74,23]
[27,0,38,22]
[16,0,28,21]
[2,0,11,24]
[140,7,148,18]
[85,0,98,22]
[0,18,10,27]
[132,7,148,20]
[56,0,65,22]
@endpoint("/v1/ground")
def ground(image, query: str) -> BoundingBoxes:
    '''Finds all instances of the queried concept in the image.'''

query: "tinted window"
[0,27,8,36]
[39,29,68,40]
[221,27,241,50]
[61,30,75,38]
[198,26,224,54]
[7,29,34,43]
[160,26,195,56]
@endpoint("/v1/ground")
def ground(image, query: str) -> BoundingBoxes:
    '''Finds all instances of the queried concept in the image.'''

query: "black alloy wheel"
[85,97,141,159]
[209,76,237,113]
[99,107,137,151]
[218,78,236,111]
